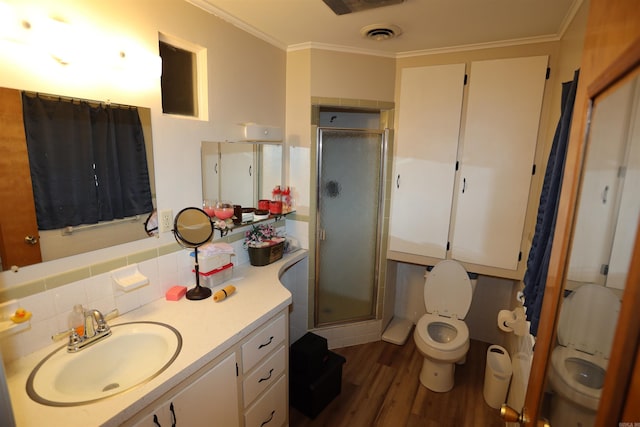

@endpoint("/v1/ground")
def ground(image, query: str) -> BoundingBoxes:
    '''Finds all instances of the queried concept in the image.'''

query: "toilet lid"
[557,283,621,357]
[424,260,472,319]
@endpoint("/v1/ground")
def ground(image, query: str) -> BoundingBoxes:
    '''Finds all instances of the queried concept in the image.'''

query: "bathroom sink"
[27,321,182,406]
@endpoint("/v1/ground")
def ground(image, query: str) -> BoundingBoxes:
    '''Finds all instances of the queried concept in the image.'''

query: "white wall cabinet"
[451,56,549,270]
[126,310,288,427]
[389,56,548,274]
[388,63,466,259]
[201,142,256,207]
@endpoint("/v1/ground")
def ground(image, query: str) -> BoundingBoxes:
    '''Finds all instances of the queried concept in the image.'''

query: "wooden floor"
[289,336,505,427]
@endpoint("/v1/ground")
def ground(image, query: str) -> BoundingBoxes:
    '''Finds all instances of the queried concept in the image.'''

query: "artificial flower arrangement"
[244,223,285,248]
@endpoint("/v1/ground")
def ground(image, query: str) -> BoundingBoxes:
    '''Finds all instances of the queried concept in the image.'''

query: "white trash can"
[483,345,513,409]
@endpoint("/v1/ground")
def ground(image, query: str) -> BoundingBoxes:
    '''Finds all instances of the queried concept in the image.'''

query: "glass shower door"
[315,128,386,326]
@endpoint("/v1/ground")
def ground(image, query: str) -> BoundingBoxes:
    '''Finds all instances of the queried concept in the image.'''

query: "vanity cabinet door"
[388,63,466,259]
[451,56,548,270]
[133,353,239,427]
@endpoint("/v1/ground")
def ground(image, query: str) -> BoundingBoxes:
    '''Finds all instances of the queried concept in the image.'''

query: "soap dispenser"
[69,304,85,336]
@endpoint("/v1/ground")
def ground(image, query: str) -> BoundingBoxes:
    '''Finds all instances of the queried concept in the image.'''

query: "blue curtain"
[22,93,153,230]
[523,70,580,336]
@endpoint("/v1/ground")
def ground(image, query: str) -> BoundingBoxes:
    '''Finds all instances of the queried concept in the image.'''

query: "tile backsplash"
[0,221,284,364]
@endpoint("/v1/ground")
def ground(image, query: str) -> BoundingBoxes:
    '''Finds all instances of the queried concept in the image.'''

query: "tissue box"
[194,252,232,274]
[197,263,233,288]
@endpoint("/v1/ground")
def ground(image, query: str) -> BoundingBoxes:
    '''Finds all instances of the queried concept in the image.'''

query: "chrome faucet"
[52,308,118,352]
[84,308,109,338]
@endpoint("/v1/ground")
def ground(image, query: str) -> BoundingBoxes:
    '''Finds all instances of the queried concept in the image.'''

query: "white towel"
[199,242,235,256]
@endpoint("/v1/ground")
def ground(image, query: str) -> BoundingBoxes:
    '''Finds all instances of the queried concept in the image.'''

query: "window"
[158,34,207,119]
[159,40,197,116]
[21,93,153,230]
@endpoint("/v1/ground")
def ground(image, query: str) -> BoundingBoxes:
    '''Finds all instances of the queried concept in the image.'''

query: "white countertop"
[6,250,307,427]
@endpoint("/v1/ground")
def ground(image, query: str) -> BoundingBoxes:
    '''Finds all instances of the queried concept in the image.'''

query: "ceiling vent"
[360,24,403,41]
[322,0,404,15]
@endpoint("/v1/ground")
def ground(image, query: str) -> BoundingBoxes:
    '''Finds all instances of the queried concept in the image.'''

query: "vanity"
[5,250,307,427]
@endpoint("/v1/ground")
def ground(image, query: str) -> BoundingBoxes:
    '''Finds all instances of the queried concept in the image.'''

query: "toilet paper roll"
[213,285,236,302]
[498,309,517,333]
[497,308,528,336]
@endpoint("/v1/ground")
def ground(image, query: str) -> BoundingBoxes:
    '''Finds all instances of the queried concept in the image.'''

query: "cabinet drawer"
[244,345,285,406]
[242,313,286,373]
[244,375,287,427]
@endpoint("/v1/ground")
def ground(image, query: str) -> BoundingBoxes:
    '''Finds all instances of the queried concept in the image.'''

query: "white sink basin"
[27,321,182,406]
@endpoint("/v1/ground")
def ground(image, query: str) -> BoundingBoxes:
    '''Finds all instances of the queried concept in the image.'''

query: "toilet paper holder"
[497,307,528,336]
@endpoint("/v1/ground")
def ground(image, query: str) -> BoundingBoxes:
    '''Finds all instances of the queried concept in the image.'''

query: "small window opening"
[159,40,197,116]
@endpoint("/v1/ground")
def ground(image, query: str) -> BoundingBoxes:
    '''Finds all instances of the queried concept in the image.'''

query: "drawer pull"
[170,402,177,427]
[258,368,274,383]
[260,410,276,427]
[258,336,274,349]
[153,414,161,427]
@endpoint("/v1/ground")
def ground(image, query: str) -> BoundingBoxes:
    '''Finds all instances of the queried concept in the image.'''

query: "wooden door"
[514,1,640,425]
[0,87,41,270]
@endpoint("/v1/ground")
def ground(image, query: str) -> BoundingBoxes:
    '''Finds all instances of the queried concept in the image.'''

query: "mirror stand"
[186,247,212,300]
[173,207,215,301]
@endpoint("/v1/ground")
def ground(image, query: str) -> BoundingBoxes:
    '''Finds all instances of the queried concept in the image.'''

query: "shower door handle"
[319,229,326,240]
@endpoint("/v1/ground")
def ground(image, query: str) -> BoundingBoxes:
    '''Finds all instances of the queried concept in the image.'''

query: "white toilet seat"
[416,313,469,353]
[549,346,607,411]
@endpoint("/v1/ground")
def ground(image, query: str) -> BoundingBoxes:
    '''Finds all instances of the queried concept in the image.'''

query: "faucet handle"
[103,308,119,322]
[51,328,81,345]
[51,328,74,342]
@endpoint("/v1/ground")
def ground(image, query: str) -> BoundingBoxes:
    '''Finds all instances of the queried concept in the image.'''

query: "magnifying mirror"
[173,207,214,300]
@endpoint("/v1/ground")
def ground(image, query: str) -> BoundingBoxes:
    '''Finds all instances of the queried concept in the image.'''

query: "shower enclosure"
[315,127,388,326]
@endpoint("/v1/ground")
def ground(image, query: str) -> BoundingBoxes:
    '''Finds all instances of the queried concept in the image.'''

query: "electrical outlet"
[158,209,173,233]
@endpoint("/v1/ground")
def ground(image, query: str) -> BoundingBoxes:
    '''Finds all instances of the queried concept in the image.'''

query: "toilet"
[413,260,475,392]
[547,283,620,427]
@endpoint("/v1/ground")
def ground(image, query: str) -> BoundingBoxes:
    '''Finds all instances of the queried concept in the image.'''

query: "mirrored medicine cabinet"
[200,141,282,210]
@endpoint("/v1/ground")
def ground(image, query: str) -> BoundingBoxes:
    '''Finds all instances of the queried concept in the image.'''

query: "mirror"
[0,87,156,271]
[544,68,640,426]
[201,141,282,210]
[173,207,214,300]
[567,71,640,292]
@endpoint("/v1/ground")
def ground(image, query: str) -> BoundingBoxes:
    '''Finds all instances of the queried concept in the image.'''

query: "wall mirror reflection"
[201,141,282,212]
[568,71,640,292]
[0,87,156,271]
[545,68,640,426]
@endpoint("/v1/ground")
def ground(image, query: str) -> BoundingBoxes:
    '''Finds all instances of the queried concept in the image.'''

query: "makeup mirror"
[173,207,214,300]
